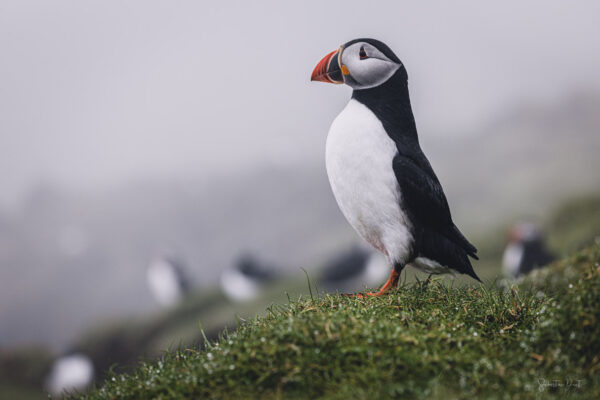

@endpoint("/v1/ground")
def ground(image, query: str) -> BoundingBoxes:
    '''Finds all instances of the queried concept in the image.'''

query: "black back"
[350,45,480,281]
[518,239,555,276]
[236,255,277,282]
[321,246,370,283]
[343,38,402,64]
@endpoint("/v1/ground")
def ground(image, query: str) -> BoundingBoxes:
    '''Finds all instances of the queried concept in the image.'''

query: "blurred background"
[1,0,600,397]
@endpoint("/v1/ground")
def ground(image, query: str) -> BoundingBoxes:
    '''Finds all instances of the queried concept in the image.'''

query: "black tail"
[450,224,478,260]
[417,228,481,282]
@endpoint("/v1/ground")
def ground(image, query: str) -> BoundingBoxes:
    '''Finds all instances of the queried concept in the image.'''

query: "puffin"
[146,256,190,307]
[319,246,389,293]
[45,352,95,396]
[311,38,480,296]
[220,254,278,302]
[502,222,555,279]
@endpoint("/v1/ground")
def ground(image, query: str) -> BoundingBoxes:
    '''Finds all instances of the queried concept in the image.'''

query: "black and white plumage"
[502,222,555,278]
[311,39,479,291]
[319,246,389,292]
[45,352,94,396]
[146,256,190,307]
[220,255,277,302]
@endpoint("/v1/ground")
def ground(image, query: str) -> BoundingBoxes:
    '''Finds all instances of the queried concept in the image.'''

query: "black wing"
[393,150,480,280]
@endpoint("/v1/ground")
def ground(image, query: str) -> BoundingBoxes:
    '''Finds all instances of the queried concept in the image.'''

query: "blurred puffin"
[319,246,389,293]
[45,352,94,396]
[220,255,277,302]
[146,256,190,307]
[502,222,555,278]
[311,38,479,296]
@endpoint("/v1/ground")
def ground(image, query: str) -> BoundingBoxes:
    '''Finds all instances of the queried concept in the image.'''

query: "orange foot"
[348,270,400,298]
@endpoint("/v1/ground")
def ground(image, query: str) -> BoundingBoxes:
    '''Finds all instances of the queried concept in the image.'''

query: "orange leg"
[356,270,400,298]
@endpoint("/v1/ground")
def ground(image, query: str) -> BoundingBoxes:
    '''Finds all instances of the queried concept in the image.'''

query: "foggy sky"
[1,0,600,208]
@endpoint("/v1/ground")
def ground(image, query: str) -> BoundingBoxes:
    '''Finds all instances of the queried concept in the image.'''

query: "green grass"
[73,278,312,381]
[77,244,600,400]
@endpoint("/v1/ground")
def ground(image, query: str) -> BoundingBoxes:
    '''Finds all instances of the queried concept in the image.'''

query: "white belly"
[502,243,524,278]
[326,99,413,265]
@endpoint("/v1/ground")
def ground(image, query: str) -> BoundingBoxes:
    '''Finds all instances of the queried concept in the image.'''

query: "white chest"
[325,99,413,263]
[502,243,524,277]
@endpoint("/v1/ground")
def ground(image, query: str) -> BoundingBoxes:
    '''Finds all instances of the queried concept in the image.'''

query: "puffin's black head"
[311,38,404,89]
[508,222,542,245]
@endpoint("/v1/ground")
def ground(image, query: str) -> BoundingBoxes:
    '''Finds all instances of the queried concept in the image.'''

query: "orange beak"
[311,49,343,84]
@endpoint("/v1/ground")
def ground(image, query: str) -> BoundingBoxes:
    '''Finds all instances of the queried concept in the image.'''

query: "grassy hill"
[4,196,600,399]
[78,244,600,400]
[72,278,311,382]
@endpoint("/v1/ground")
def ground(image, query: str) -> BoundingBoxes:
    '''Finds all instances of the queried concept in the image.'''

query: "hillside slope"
[79,244,600,400]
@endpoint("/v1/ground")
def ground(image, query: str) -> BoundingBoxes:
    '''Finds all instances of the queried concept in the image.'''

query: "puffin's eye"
[359,46,368,60]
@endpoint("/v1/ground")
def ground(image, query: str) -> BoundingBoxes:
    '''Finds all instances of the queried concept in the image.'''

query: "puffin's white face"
[339,42,401,90]
[311,38,403,90]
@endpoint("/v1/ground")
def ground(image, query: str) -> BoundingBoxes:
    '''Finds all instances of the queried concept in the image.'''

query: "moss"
[78,245,600,400]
